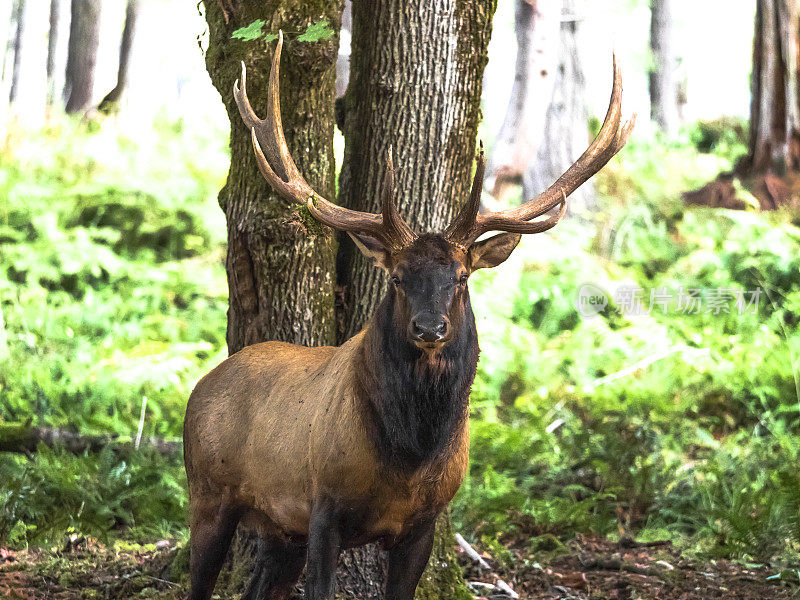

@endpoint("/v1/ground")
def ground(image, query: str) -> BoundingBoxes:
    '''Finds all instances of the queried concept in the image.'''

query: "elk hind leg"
[188,497,242,600]
[242,536,307,600]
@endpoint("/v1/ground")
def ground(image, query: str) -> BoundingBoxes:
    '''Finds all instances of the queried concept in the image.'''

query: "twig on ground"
[455,533,519,599]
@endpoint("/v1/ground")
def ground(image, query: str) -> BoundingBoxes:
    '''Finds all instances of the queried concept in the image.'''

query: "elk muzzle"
[409,312,450,345]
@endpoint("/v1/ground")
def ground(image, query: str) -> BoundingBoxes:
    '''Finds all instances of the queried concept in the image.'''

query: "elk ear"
[348,232,392,270]
[468,233,522,270]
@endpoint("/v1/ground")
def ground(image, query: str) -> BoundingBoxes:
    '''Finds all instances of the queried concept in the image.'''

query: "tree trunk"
[8,0,24,104]
[525,0,593,216]
[747,0,800,174]
[64,0,101,114]
[331,2,496,599]
[98,0,139,114]
[649,0,679,135]
[46,0,59,107]
[485,0,560,205]
[202,1,342,597]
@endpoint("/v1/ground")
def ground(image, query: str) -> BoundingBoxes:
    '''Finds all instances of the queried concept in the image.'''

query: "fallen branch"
[579,555,662,578]
[455,533,519,599]
[0,422,181,456]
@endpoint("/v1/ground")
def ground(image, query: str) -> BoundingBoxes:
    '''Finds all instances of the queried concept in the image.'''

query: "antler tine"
[235,32,413,247]
[450,56,635,245]
[444,142,485,243]
[381,146,417,247]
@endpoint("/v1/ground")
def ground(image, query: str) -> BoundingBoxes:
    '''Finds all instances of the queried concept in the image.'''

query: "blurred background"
[2,0,800,597]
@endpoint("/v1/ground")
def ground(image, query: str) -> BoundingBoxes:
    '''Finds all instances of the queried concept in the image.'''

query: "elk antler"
[445,56,636,245]
[233,31,416,250]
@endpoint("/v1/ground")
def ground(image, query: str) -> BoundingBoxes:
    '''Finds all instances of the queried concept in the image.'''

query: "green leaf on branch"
[232,19,265,41]
[297,20,334,42]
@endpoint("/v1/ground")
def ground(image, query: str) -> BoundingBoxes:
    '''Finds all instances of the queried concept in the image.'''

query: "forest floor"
[1,535,798,599]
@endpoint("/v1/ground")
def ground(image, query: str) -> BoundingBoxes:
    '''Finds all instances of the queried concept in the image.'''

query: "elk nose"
[409,315,449,343]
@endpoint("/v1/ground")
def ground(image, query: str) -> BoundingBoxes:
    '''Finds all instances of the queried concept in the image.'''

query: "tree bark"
[747,0,800,174]
[8,0,24,104]
[485,0,560,205]
[64,0,101,114]
[648,0,679,135]
[46,0,60,107]
[202,1,342,597]
[98,0,139,114]
[337,0,499,341]
[525,0,593,216]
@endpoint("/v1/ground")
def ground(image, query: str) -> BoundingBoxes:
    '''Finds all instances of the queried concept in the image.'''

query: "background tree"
[46,0,60,108]
[747,0,800,174]
[64,0,101,114]
[201,0,495,597]
[8,0,25,104]
[649,0,679,135]
[525,0,593,216]
[686,0,799,209]
[485,0,560,205]
[98,0,140,115]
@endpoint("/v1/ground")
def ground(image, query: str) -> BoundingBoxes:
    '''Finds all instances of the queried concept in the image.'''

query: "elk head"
[234,32,634,351]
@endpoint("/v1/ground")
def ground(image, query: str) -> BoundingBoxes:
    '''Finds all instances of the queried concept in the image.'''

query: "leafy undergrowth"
[454,127,800,563]
[0,114,227,544]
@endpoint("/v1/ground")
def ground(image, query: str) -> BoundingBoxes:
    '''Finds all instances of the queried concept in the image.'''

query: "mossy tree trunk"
[202,1,342,597]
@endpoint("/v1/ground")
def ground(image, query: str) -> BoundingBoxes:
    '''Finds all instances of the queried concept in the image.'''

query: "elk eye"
[391,275,401,286]
[458,274,469,284]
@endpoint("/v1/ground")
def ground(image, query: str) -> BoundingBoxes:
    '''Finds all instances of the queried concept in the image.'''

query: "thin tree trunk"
[64,0,101,114]
[98,0,139,114]
[202,1,342,596]
[485,0,560,205]
[649,0,679,135]
[747,0,800,174]
[525,0,593,216]
[8,0,24,104]
[46,0,59,107]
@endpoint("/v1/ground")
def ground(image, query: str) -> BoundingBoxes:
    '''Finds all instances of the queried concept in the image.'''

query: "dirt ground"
[1,535,798,599]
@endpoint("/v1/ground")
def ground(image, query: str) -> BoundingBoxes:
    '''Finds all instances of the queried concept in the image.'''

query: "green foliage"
[231,20,334,43]
[232,19,269,42]
[0,447,187,545]
[0,114,227,545]
[454,134,800,562]
[296,20,334,43]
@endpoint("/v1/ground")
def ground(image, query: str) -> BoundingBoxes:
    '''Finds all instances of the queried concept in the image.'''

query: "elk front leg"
[385,515,437,600]
[305,501,341,600]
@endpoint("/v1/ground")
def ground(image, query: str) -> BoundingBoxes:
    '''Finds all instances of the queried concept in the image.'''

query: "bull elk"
[183,32,634,600]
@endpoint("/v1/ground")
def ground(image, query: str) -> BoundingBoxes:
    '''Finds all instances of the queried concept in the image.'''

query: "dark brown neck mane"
[354,285,479,472]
